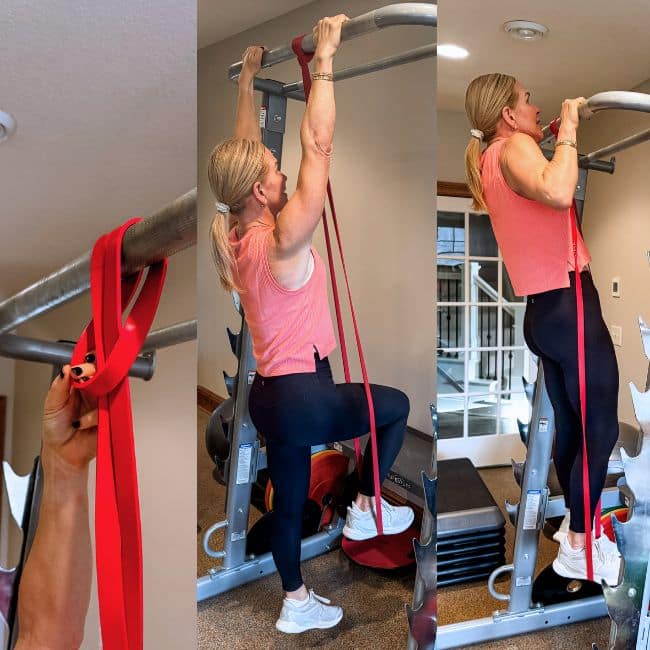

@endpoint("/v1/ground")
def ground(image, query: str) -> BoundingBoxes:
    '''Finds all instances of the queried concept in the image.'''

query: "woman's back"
[230,223,336,376]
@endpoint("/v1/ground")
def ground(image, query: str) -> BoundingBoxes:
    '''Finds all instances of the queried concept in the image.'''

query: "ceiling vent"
[503,20,548,41]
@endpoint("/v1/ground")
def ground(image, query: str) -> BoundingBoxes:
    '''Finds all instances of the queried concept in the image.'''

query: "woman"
[464,73,621,585]
[208,16,414,634]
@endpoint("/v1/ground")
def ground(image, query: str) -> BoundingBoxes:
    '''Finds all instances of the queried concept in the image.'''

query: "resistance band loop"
[291,35,383,533]
[71,219,167,649]
[550,119,601,581]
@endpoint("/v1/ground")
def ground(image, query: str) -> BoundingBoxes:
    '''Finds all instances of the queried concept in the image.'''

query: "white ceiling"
[0,1,195,298]
[438,0,650,119]
[198,0,315,49]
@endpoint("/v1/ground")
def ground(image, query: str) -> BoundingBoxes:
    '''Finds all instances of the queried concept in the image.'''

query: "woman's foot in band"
[342,497,414,540]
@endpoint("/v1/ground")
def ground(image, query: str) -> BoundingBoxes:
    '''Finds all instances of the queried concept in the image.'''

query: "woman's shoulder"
[500,132,539,160]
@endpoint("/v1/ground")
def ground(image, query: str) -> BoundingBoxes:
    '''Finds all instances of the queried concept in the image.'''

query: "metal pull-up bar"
[583,127,650,163]
[0,319,197,380]
[0,188,197,337]
[227,3,436,91]
[282,43,435,96]
[578,90,650,119]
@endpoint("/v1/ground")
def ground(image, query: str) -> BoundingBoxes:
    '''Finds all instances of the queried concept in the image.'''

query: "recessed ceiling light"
[0,110,17,143]
[503,20,548,41]
[437,44,469,59]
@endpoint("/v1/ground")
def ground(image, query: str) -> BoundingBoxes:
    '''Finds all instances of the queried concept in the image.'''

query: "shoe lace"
[378,497,397,521]
[594,538,619,564]
[309,590,331,605]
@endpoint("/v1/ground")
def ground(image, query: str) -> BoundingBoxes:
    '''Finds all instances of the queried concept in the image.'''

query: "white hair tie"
[215,201,230,214]
[470,129,484,141]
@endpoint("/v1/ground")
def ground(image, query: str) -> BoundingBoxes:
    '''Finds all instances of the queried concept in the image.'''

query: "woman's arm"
[272,15,348,256]
[234,46,263,141]
[15,363,97,650]
[501,97,585,210]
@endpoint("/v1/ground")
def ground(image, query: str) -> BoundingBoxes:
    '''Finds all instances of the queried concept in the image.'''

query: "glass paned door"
[436,195,533,466]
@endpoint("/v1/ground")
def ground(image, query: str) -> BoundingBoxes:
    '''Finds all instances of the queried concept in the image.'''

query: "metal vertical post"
[406,405,438,650]
[220,86,287,570]
[574,167,589,221]
[502,365,556,612]
[260,81,288,164]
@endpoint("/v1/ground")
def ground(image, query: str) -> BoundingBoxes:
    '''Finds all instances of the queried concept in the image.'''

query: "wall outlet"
[611,277,621,298]
[610,325,622,347]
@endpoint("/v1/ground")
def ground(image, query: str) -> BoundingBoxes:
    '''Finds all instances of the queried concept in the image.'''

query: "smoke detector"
[503,20,548,41]
[0,111,17,143]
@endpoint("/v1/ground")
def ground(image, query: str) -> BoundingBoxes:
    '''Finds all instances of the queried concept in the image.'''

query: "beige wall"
[438,109,469,183]
[579,78,650,426]
[198,0,437,433]
[437,79,650,427]
[7,247,196,648]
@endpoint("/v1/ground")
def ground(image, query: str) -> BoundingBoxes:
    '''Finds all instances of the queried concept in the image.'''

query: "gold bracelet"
[311,72,334,82]
[555,139,577,149]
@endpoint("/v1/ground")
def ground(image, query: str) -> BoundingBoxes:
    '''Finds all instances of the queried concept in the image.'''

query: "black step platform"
[436,458,506,586]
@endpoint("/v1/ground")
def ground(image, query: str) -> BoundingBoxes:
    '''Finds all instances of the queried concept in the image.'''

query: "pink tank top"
[230,223,337,377]
[480,137,591,296]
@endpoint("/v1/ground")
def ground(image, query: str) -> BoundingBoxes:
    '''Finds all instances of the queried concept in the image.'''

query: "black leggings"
[248,355,409,591]
[523,271,619,533]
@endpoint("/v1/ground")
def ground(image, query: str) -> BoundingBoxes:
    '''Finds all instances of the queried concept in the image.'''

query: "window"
[436,199,535,445]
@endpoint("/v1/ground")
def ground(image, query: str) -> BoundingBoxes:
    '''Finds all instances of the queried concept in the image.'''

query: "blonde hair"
[464,74,518,211]
[207,138,268,292]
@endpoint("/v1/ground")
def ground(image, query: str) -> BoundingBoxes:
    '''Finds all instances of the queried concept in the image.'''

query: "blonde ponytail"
[210,208,238,292]
[465,136,487,212]
[464,73,518,212]
[207,138,268,292]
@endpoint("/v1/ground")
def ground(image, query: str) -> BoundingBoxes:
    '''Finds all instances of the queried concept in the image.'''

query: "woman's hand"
[312,14,349,61]
[41,360,98,472]
[559,97,587,132]
[238,45,264,87]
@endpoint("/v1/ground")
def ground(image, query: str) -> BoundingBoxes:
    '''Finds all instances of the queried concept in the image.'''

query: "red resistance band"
[549,120,601,581]
[71,220,167,649]
[291,35,384,534]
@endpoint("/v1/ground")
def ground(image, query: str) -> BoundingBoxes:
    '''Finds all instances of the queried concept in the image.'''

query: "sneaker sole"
[342,511,415,541]
[275,610,343,634]
[552,558,620,586]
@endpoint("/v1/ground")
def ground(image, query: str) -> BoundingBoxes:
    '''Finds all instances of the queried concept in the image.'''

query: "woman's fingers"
[73,409,98,431]
[70,361,97,383]
[313,14,349,53]
[45,364,72,412]
[242,45,264,73]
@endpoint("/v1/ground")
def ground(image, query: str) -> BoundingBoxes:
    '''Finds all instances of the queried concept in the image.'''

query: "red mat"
[342,524,420,569]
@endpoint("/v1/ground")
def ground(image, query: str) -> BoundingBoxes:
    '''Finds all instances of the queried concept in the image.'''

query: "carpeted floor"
[197,409,612,649]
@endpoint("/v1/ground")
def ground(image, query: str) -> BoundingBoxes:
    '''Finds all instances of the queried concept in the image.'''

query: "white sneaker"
[552,511,621,555]
[552,511,571,543]
[275,590,343,634]
[342,498,414,541]
[552,535,622,586]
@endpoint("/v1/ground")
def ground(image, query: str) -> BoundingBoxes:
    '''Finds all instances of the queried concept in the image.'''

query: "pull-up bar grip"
[579,91,650,120]
[227,3,437,81]
[542,91,650,140]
